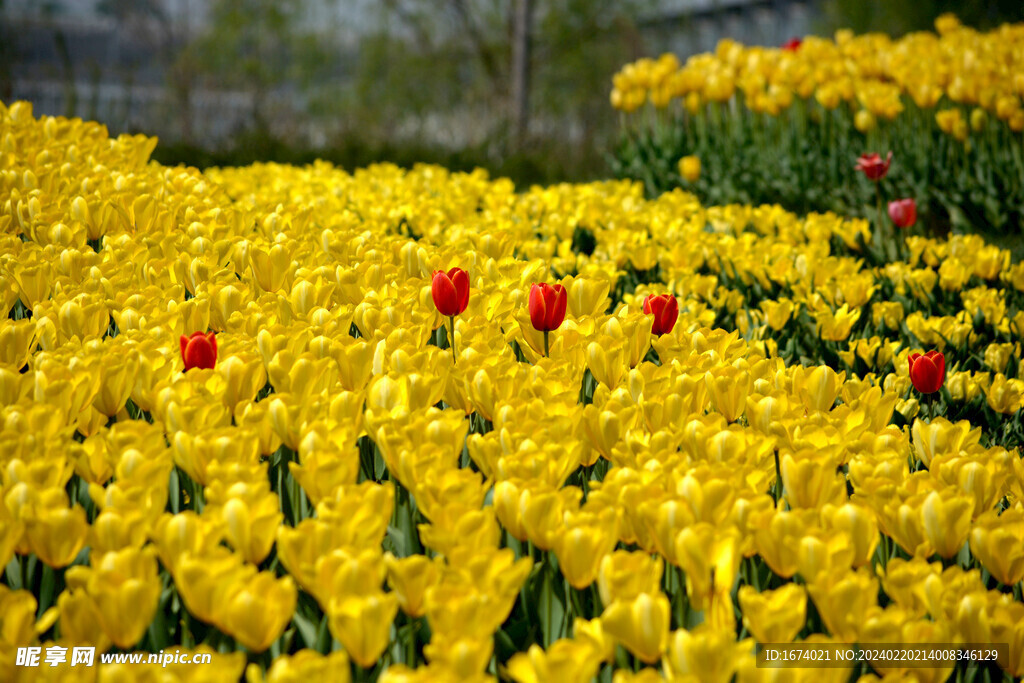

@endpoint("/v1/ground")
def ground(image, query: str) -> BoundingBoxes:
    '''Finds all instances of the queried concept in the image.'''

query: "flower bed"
[0,99,1022,681]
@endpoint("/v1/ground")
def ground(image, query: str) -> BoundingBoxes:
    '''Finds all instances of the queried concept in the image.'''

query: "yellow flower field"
[1,98,1023,682]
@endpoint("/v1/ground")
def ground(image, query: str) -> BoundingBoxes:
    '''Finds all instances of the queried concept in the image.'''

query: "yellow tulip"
[969,508,1024,586]
[56,586,111,651]
[507,639,603,683]
[984,374,1024,414]
[520,485,582,551]
[150,511,225,576]
[384,552,442,618]
[220,572,297,653]
[0,319,38,370]
[705,365,750,422]
[796,533,855,585]
[600,592,670,664]
[806,568,879,642]
[780,449,847,509]
[217,353,267,414]
[419,507,501,557]
[759,299,794,331]
[291,427,360,504]
[24,504,89,568]
[920,488,974,559]
[175,548,255,625]
[678,155,701,182]
[820,502,878,568]
[328,593,399,668]
[738,583,806,643]
[586,339,630,389]
[988,598,1024,678]
[814,304,860,341]
[249,243,292,293]
[206,480,283,564]
[554,507,619,589]
[573,617,616,663]
[663,625,752,683]
[792,365,843,413]
[597,550,663,607]
[56,293,110,343]
[673,522,740,612]
[172,427,260,487]
[854,109,876,132]
[420,635,493,680]
[68,547,161,649]
[564,276,611,319]
[911,417,981,468]
[261,650,351,683]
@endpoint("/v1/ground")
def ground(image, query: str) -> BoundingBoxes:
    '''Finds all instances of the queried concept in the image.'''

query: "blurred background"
[1,0,1019,186]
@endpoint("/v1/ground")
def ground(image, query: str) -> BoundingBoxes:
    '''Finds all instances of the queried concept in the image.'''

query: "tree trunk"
[510,0,533,148]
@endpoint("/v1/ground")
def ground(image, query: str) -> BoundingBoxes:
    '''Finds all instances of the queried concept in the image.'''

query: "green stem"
[543,330,550,358]
[773,449,782,504]
[448,315,456,364]
[875,181,888,263]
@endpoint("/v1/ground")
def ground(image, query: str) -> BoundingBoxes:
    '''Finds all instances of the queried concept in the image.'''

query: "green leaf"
[292,610,318,648]
[537,561,566,647]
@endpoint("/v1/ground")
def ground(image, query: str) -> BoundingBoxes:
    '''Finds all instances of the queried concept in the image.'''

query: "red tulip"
[642,294,679,336]
[431,267,469,364]
[855,152,893,181]
[908,351,945,394]
[529,283,567,333]
[180,331,217,371]
[888,198,917,228]
[431,268,470,317]
[781,37,802,51]
[529,283,567,358]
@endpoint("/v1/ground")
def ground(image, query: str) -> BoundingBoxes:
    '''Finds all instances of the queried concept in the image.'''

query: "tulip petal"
[661,296,679,334]
[529,284,548,331]
[449,267,470,314]
[548,284,567,331]
[431,271,458,317]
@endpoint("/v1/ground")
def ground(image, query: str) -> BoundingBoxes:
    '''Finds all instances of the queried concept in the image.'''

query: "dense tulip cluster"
[611,15,1024,130]
[611,15,1024,240]
[1,99,1023,681]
